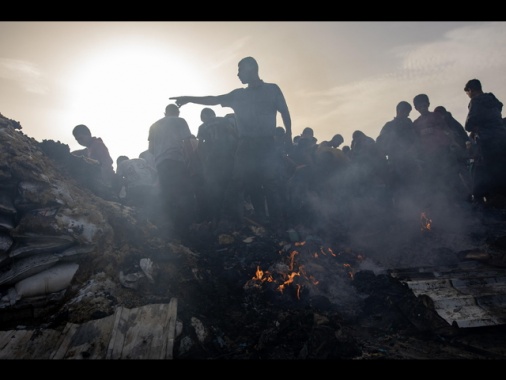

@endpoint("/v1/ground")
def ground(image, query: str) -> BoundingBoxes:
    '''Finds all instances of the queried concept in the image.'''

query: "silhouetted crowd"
[69,66,506,243]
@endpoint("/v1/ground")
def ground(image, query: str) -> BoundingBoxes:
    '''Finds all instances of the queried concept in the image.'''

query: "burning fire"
[343,263,354,280]
[247,241,363,301]
[253,266,274,283]
[277,271,301,294]
[420,211,432,232]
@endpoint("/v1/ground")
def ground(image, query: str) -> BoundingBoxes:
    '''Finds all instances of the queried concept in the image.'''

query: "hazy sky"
[2,21,505,169]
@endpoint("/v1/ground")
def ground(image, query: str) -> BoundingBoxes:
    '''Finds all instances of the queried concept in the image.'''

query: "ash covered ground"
[2,113,506,360]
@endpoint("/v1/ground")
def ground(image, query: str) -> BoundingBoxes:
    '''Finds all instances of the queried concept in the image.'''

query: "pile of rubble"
[2,112,506,359]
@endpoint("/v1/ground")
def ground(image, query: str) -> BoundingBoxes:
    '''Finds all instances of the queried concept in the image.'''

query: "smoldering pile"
[4,110,506,360]
[242,236,366,316]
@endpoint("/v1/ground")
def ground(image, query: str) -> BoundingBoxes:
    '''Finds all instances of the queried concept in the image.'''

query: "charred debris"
[1,113,506,359]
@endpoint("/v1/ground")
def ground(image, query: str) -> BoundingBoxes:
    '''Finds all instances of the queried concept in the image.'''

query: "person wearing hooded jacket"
[464,79,506,201]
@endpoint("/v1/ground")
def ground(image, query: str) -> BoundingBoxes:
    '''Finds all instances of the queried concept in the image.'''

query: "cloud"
[399,22,506,77]
[0,58,48,95]
[207,36,251,72]
[290,22,506,143]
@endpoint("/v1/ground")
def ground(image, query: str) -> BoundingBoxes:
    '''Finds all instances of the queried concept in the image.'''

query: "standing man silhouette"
[148,103,196,240]
[171,56,292,231]
[464,78,506,202]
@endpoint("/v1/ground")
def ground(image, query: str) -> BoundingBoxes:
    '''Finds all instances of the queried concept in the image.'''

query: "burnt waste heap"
[1,112,506,359]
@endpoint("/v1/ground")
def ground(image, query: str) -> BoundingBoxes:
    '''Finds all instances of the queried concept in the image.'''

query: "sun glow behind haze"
[64,42,209,166]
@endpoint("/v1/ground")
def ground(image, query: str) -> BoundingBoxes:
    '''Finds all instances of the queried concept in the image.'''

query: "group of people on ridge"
[69,57,506,243]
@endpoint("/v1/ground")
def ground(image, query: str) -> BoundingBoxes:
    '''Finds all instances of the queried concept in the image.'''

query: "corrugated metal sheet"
[390,261,506,328]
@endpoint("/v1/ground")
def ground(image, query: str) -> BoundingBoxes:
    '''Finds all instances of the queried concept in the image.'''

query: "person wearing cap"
[464,79,506,201]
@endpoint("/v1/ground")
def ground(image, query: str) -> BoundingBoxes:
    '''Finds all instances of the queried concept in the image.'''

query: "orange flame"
[253,266,273,282]
[277,271,300,293]
[289,250,298,271]
[249,241,363,301]
[343,263,355,280]
[295,284,301,299]
[420,212,432,232]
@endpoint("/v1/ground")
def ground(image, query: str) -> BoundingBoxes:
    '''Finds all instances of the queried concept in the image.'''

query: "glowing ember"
[252,266,274,283]
[277,271,300,294]
[343,263,354,280]
[288,250,298,270]
[246,242,364,302]
[420,212,432,232]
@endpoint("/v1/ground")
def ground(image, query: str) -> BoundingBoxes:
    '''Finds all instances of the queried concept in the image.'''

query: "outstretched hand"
[169,96,187,108]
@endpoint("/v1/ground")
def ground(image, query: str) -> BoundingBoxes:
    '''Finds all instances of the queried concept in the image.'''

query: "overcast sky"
[1,21,505,168]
